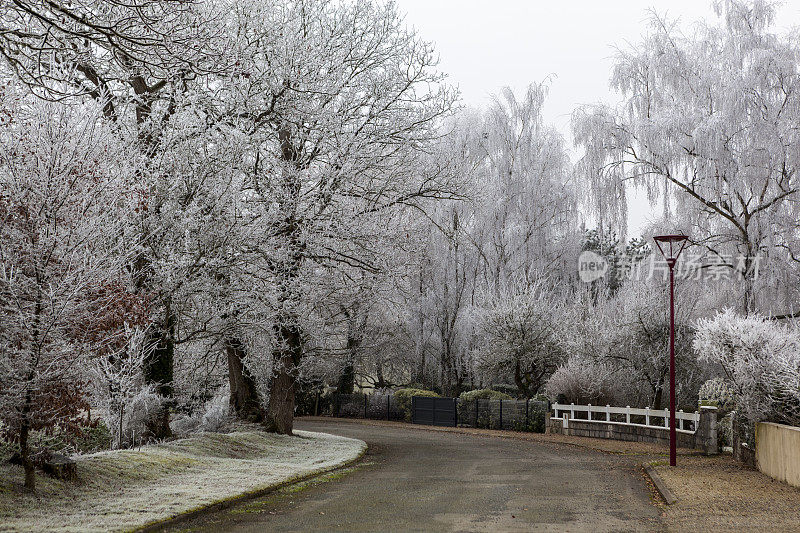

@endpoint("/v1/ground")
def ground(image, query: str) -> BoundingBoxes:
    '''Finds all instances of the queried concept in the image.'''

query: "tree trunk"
[19,414,35,492]
[143,308,175,440]
[653,384,664,410]
[514,360,533,399]
[336,358,356,395]
[414,338,426,386]
[375,360,387,390]
[440,338,458,397]
[336,309,360,394]
[226,337,263,422]
[264,321,302,435]
[413,265,426,385]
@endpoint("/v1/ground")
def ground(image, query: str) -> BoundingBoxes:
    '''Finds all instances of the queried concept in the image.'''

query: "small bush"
[718,412,733,447]
[698,378,736,415]
[459,389,513,402]
[393,388,439,421]
[490,384,519,398]
[200,385,231,432]
[170,385,232,437]
[545,357,622,406]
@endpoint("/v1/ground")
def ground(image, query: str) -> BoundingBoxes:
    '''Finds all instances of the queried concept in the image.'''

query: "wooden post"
[626,406,631,424]
[606,405,611,422]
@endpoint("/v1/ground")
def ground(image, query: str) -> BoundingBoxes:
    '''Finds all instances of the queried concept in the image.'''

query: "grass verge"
[0,430,366,533]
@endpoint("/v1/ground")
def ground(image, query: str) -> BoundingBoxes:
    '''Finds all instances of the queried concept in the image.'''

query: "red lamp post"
[653,234,689,467]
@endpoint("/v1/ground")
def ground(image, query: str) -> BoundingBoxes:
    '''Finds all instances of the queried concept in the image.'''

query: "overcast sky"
[394,0,800,236]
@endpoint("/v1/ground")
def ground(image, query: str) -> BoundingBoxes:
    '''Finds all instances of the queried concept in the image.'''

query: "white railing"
[551,403,700,434]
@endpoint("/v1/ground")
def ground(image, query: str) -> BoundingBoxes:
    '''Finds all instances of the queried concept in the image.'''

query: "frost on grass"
[0,430,366,532]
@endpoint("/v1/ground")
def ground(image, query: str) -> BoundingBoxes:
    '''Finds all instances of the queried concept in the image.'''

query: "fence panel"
[324,393,547,433]
[330,393,404,421]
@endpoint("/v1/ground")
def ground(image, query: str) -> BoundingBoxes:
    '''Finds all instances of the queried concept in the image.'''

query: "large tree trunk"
[264,321,302,435]
[143,307,175,440]
[514,360,533,399]
[653,383,664,410]
[440,337,459,397]
[336,358,356,395]
[336,308,361,394]
[226,337,263,422]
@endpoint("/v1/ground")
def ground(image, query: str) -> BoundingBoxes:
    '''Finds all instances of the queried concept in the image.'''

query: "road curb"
[131,442,368,533]
[643,463,677,505]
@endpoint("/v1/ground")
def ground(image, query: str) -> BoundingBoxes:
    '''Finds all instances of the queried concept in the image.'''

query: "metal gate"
[412,396,457,427]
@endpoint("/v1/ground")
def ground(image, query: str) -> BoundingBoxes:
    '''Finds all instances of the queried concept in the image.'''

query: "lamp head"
[653,234,689,264]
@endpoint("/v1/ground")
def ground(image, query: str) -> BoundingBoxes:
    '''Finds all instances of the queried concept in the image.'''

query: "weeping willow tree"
[572,0,800,314]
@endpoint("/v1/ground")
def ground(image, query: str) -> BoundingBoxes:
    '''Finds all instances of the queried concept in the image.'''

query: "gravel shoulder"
[0,429,366,532]
[654,454,800,531]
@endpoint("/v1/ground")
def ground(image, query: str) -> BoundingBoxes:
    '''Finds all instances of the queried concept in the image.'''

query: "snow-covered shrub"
[545,357,624,406]
[459,389,513,402]
[475,284,566,398]
[169,414,200,437]
[698,378,736,414]
[169,385,232,437]
[718,412,734,448]
[89,328,166,448]
[124,387,166,445]
[200,385,232,432]
[694,309,800,427]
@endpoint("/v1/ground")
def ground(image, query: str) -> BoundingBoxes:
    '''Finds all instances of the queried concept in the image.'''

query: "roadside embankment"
[0,430,366,532]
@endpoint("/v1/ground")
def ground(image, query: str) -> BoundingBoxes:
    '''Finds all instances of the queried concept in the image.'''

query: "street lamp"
[653,234,689,467]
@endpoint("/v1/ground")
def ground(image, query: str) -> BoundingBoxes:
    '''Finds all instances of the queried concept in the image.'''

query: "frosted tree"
[475,281,566,398]
[88,327,162,449]
[478,83,579,293]
[212,0,458,433]
[407,84,579,396]
[694,309,800,427]
[0,93,135,491]
[603,277,706,409]
[0,0,244,434]
[573,0,800,313]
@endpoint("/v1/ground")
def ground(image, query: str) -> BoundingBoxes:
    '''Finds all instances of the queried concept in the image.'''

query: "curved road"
[169,419,663,532]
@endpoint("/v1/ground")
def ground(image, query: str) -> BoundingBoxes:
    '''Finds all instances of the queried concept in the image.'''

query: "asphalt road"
[169,419,663,532]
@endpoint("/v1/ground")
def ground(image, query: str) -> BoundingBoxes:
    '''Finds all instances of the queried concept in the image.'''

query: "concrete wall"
[549,406,718,454]
[756,422,800,488]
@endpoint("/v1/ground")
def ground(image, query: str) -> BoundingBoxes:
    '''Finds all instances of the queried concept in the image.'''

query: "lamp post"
[653,234,689,467]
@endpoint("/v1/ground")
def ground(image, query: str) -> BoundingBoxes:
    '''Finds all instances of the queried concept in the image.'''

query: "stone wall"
[548,406,718,454]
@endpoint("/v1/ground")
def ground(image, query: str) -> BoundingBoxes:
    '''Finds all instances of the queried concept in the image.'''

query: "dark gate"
[412,396,457,427]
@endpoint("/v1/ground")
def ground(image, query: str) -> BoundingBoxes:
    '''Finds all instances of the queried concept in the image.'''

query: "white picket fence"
[551,403,700,434]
